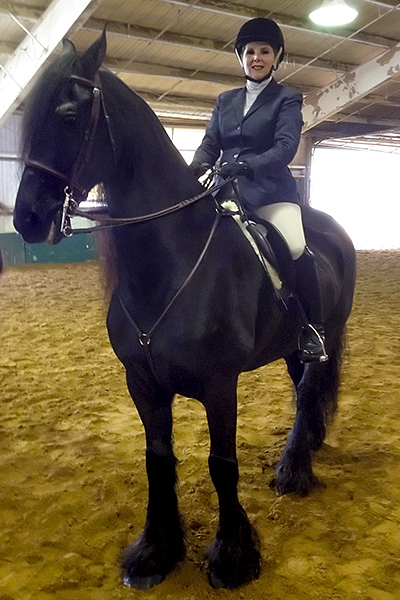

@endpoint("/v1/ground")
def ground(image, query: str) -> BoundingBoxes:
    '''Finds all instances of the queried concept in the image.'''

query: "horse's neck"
[103,90,216,307]
[107,136,199,217]
[106,170,215,309]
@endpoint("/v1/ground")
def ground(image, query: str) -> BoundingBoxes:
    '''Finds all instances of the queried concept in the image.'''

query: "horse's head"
[14,30,113,244]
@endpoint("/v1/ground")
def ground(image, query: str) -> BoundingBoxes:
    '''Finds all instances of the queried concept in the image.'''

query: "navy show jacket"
[192,78,303,208]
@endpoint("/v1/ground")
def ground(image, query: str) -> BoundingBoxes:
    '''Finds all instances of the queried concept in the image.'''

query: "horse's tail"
[0,202,9,276]
[321,218,355,427]
[287,321,347,455]
[323,324,347,425]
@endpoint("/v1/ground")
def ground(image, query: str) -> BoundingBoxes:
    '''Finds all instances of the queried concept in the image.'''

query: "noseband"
[24,72,116,237]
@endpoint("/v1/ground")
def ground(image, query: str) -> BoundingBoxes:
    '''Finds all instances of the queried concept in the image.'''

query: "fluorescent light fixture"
[309,0,358,26]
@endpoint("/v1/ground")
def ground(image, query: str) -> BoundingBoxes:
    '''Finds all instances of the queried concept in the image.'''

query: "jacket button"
[233,153,238,158]
[237,126,240,130]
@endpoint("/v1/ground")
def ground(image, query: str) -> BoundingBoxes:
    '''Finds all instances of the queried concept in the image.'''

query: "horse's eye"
[63,113,77,124]
[56,102,78,124]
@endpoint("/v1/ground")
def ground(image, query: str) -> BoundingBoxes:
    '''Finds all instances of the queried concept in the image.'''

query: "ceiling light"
[309,0,358,26]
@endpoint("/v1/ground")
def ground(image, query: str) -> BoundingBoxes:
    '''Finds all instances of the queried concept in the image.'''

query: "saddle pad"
[222,201,282,290]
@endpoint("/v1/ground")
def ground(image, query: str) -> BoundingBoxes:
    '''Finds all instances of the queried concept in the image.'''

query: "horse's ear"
[81,27,107,78]
[61,38,76,56]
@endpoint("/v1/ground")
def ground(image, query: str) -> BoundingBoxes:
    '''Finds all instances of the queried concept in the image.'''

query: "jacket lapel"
[231,88,246,124]
[243,78,280,121]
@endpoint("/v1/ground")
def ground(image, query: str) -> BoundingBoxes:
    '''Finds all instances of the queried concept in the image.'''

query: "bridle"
[24,71,117,237]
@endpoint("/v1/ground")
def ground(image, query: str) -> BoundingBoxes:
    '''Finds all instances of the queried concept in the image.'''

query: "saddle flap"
[247,217,296,290]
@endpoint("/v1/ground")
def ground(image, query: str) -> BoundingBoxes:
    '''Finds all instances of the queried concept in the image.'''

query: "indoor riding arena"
[1,1,400,600]
[1,251,400,600]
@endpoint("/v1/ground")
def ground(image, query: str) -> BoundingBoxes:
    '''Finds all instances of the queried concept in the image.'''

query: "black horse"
[13,32,356,590]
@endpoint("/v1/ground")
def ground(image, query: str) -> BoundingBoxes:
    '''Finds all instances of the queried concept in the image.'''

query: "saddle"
[246,216,296,291]
[219,200,295,295]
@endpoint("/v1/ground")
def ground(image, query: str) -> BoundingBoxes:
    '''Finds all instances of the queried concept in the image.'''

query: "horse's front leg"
[203,378,261,589]
[122,371,185,590]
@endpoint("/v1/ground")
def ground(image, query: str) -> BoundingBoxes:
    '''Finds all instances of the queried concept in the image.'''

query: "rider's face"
[242,42,276,80]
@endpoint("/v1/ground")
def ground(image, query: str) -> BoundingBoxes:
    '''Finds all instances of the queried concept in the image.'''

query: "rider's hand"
[189,161,211,179]
[219,161,253,180]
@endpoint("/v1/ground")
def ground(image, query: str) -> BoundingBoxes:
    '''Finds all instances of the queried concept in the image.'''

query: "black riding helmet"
[235,17,285,64]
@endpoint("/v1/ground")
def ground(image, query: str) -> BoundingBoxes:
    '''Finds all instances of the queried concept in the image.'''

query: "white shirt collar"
[244,76,273,115]
[245,75,273,94]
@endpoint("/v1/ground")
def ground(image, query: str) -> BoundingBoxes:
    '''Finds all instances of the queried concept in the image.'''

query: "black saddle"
[246,216,296,291]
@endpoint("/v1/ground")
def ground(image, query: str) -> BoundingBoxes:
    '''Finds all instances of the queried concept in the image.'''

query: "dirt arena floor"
[1,250,400,600]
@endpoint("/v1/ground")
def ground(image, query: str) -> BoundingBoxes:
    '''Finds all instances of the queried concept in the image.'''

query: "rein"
[68,176,237,235]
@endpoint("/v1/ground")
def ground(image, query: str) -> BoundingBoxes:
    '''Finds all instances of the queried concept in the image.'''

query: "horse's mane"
[89,67,196,301]
[98,68,188,171]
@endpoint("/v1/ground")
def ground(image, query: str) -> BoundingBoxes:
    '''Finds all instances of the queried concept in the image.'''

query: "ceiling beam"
[123,70,400,111]
[352,94,400,109]
[107,60,323,96]
[158,0,396,48]
[132,89,400,131]
[0,2,42,21]
[0,0,103,126]
[361,0,400,9]
[106,57,242,87]
[85,17,353,74]
[302,41,400,131]
[138,90,215,112]
[324,114,400,127]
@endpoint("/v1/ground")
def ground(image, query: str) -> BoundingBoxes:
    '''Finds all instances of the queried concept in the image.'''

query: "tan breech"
[254,202,306,261]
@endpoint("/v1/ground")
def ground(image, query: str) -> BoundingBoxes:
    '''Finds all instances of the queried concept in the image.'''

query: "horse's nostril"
[28,211,40,227]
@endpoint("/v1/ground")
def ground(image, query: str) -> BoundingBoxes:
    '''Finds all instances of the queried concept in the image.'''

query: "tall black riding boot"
[294,246,329,364]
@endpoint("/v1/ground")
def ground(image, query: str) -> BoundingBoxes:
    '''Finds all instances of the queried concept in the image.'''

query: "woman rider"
[190,17,328,364]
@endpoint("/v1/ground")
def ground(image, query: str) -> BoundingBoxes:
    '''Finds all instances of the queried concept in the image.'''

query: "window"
[164,127,205,164]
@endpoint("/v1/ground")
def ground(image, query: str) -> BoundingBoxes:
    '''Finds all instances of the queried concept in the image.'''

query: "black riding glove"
[189,161,211,179]
[219,161,253,180]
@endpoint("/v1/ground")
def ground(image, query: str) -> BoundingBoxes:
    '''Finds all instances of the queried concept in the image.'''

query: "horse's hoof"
[205,514,261,589]
[207,554,261,590]
[123,571,165,590]
[208,571,227,589]
[271,471,325,497]
[121,524,185,590]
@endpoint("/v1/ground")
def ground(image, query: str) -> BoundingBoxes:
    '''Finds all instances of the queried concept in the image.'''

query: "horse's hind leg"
[203,378,261,589]
[274,328,344,496]
[122,371,185,589]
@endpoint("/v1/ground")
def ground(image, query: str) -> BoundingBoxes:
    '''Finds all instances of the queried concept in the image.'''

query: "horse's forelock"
[21,52,79,158]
